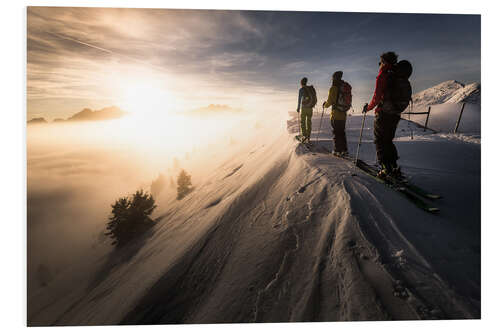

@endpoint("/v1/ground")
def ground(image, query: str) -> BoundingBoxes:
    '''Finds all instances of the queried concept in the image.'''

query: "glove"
[362,103,368,113]
[322,101,327,108]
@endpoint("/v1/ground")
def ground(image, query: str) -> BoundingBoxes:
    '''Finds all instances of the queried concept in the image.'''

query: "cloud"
[27,8,480,117]
[28,7,284,116]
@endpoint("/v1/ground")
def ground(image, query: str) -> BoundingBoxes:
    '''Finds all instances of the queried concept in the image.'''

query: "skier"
[297,77,317,143]
[322,71,352,156]
[363,51,410,178]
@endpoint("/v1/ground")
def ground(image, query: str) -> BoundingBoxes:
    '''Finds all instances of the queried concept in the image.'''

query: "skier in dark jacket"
[363,51,402,177]
[323,71,348,156]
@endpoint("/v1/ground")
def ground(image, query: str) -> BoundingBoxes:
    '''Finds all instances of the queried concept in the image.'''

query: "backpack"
[335,80,352,112]
[382,60,413,114]
[302,85,317,108]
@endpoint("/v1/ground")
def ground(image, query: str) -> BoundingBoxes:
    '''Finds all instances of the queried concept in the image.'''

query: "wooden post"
[454,103,466,133]
[424,106,431,132]
[408,108,414,140]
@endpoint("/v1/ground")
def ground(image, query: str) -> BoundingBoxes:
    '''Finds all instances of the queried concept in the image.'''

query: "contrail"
[47,31,164,70]
[48,32,116,55]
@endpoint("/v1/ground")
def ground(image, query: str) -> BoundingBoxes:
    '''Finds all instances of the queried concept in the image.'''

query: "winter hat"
[332,71,343,80]
[380,51,398,65]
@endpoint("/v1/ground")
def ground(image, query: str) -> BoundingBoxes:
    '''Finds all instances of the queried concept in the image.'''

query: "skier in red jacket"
[363,51,402,178]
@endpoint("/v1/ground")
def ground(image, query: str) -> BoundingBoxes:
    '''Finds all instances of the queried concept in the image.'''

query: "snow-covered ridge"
[407,80,481,135]
[27,112,480,325]
[412,80,481,107]
[446,82,480,104]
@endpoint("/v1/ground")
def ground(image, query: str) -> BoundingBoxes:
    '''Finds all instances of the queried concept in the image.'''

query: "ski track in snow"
[28,110,480,325]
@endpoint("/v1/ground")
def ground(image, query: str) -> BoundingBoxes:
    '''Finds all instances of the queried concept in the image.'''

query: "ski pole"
[316,105,325,143]
[355,106,367,166]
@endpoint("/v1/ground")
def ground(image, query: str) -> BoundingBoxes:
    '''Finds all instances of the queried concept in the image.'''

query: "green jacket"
[324,80,346,121]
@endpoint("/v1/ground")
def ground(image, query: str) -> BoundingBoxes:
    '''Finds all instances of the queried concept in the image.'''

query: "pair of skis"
[352,158,441,213]
[350,108,440,213]
[294,135,312,145]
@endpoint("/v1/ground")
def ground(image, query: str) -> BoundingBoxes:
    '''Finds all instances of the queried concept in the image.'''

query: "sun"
[107,66,181,122]
[120,79,175,120]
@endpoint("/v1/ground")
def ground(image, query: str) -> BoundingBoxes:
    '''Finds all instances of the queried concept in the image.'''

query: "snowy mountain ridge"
[27,79,482,325]
[412,80,481,107]
[406,80,481,134]
[28,112,480,325]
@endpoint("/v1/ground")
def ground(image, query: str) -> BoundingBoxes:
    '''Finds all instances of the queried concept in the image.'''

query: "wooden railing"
[401,103,468,133]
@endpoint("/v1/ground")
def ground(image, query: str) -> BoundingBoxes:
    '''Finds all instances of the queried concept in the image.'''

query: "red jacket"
[366,63,393,113]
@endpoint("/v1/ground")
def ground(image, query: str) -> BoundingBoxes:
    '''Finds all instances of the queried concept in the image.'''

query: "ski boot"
[377,169,388,179]
[340,151,349,158]
[390,166,403,180]
[385,161,404,181]
[377,163,392,179]
[332,150,347,157]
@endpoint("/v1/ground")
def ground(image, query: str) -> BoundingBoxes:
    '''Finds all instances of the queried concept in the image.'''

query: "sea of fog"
[27,110,286,295]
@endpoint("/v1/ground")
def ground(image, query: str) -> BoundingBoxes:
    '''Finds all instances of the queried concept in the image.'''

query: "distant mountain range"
[27,106,127,125]
[27,117,48,125]
[412,80,481,107]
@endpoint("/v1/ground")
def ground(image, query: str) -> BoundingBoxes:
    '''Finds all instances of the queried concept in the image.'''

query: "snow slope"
[412,80,481,106]
[408,80,480,135]
[28,111,480,325]
[446,82,480,104]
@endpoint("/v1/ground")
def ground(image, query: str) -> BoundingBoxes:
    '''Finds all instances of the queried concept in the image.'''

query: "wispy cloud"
[27,7,480,118]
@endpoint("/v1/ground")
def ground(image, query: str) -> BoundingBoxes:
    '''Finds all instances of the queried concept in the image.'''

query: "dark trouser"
[374,111,401,168]
[331,119,347,152]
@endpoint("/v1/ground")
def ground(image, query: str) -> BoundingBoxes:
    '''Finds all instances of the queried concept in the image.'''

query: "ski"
[354,159,440,213]
[387,175,441,200]
[327,153,439,213]
[355,160,441,200]
[294,135,314,150]
[294,134,305,143]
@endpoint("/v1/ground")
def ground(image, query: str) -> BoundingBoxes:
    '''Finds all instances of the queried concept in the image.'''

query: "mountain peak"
[412,80,480,107]
[27,117,48,125]
[67,106,126,122]
[445,79,464,86]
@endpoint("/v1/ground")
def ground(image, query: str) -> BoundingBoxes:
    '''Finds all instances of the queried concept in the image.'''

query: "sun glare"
[121,80,174,119]
[107,66,183,123]
[98,67,245,155]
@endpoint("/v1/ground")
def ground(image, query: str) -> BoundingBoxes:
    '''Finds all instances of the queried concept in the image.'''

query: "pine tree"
[105,190,157,247]
[177,169,193,200]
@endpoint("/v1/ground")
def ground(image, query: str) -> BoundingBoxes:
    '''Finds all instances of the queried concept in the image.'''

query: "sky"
[27,7,481,120]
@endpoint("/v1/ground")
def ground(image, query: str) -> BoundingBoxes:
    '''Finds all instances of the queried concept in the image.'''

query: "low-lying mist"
[27,109,287,296]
